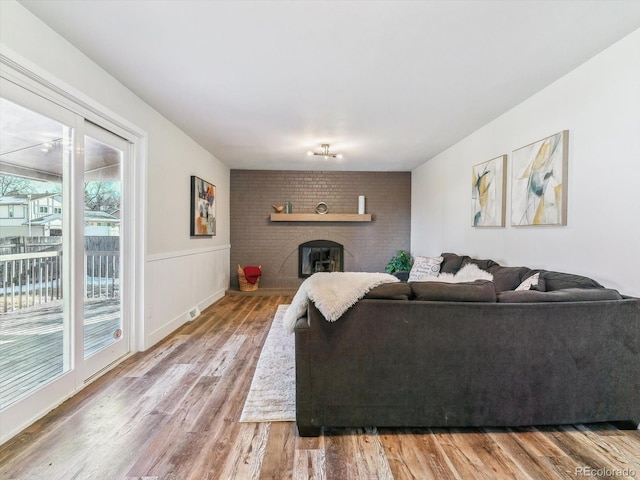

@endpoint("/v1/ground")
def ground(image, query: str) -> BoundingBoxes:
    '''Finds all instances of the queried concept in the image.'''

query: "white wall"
[1,0,231,349]
[412,28,640,297]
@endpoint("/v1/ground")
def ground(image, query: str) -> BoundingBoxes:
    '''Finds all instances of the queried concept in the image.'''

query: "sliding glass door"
[82,124,128,379]
[0,88,73,409]
[0,77,131,435]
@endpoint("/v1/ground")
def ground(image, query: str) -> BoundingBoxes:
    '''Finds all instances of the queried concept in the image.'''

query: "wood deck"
[0,294,638,479]
[0,298,120,408]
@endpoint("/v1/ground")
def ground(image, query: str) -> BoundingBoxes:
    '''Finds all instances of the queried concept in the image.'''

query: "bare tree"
[84,181,120,212]
[1,176,120,213]
[0,175,37,196]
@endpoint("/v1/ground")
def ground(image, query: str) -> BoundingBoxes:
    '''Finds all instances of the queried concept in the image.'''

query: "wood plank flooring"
[0,298,121,408]
[1,294,638,479]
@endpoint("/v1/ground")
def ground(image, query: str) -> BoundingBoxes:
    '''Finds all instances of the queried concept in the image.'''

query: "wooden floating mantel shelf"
[270,213,372,222]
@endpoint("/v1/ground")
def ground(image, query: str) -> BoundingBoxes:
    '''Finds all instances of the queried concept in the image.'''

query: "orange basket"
[238,264,261,291]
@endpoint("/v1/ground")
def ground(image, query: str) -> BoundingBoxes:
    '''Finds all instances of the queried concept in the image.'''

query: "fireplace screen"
[299,240,344,278]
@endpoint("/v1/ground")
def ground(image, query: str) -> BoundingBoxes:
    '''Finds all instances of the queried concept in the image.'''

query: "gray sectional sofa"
[294,253,640,436]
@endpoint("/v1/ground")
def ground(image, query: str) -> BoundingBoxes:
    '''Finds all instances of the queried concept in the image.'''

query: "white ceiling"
[19,0,640,172]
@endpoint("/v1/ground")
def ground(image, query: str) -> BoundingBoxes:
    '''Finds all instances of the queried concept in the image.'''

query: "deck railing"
[0,251,119,313]
[86,251,120,299]
[0,251,62,312]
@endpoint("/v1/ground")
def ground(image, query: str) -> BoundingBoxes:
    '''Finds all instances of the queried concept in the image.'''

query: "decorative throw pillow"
[516,272,540,291]
[408,256,443,282]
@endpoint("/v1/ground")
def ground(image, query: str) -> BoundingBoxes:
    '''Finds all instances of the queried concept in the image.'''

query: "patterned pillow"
[515,272,539,291]
[408,256,443,282]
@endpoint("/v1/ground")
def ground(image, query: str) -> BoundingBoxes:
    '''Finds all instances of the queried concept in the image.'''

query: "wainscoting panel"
[145,245,230,349]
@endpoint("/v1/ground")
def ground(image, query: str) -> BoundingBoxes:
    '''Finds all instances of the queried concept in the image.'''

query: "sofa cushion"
[364,282,413,300]
[410,279,497,302]
[490,266,533,291]
[439,253,469,274]
[408,256,443,281]
[540,270,603,291]
[497,288,622,303]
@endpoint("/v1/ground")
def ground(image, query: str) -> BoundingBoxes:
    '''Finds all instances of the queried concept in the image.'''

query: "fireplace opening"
[299,240,344,278]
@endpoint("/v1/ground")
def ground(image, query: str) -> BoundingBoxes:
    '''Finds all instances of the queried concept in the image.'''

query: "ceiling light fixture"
[307,144,343,159]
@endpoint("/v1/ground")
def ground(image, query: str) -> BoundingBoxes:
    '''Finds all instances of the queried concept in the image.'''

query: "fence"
[0,250,119,313]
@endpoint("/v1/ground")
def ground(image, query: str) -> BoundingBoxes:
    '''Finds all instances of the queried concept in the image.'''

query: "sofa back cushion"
[438,254,605,293]
[490,266,533,291]
[364,282,413,300]
[410,279,497,302]
[539,271,603,291]
[497,288,622,303]
[439,253,469,274]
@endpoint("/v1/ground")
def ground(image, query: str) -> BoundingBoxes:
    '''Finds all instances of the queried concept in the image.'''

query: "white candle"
[358,195,365,214]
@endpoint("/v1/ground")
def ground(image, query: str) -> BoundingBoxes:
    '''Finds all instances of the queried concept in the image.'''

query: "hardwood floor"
[1,294,638,479]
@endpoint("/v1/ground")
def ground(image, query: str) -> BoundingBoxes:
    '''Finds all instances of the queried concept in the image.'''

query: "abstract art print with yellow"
[472,155,506,227]
[511,131,568,226]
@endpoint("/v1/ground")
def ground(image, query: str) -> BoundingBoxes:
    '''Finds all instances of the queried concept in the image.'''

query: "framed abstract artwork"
[190,175,216,236]
[472,155,506,227]
[511,130,568,226]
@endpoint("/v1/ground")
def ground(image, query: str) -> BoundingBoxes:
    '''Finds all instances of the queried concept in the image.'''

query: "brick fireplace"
[230,170,411,289]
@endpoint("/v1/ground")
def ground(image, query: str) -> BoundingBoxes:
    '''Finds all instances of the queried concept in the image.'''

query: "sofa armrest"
[294,316,310,331]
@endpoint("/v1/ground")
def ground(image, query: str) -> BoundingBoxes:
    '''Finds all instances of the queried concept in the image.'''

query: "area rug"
[240,304,295,422]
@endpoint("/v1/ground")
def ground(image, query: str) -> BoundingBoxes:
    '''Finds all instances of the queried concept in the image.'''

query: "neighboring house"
[0,193,119,237]
[83,210,120,237]
[0,193,61,237]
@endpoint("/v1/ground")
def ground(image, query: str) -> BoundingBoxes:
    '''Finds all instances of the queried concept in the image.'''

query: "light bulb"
[307,151,313,156]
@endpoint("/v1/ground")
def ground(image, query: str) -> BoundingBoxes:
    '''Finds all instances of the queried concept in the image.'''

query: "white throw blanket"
[420,263,493,283]
[283,272,399,332]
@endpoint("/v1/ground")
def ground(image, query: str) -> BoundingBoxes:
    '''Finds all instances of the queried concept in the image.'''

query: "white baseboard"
[144,288,225,350]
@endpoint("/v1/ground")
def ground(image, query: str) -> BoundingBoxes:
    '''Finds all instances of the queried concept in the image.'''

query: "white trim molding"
[146,244,231,263]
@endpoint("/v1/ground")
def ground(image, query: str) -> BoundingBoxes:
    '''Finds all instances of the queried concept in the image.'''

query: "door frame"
[0,50,146,444]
